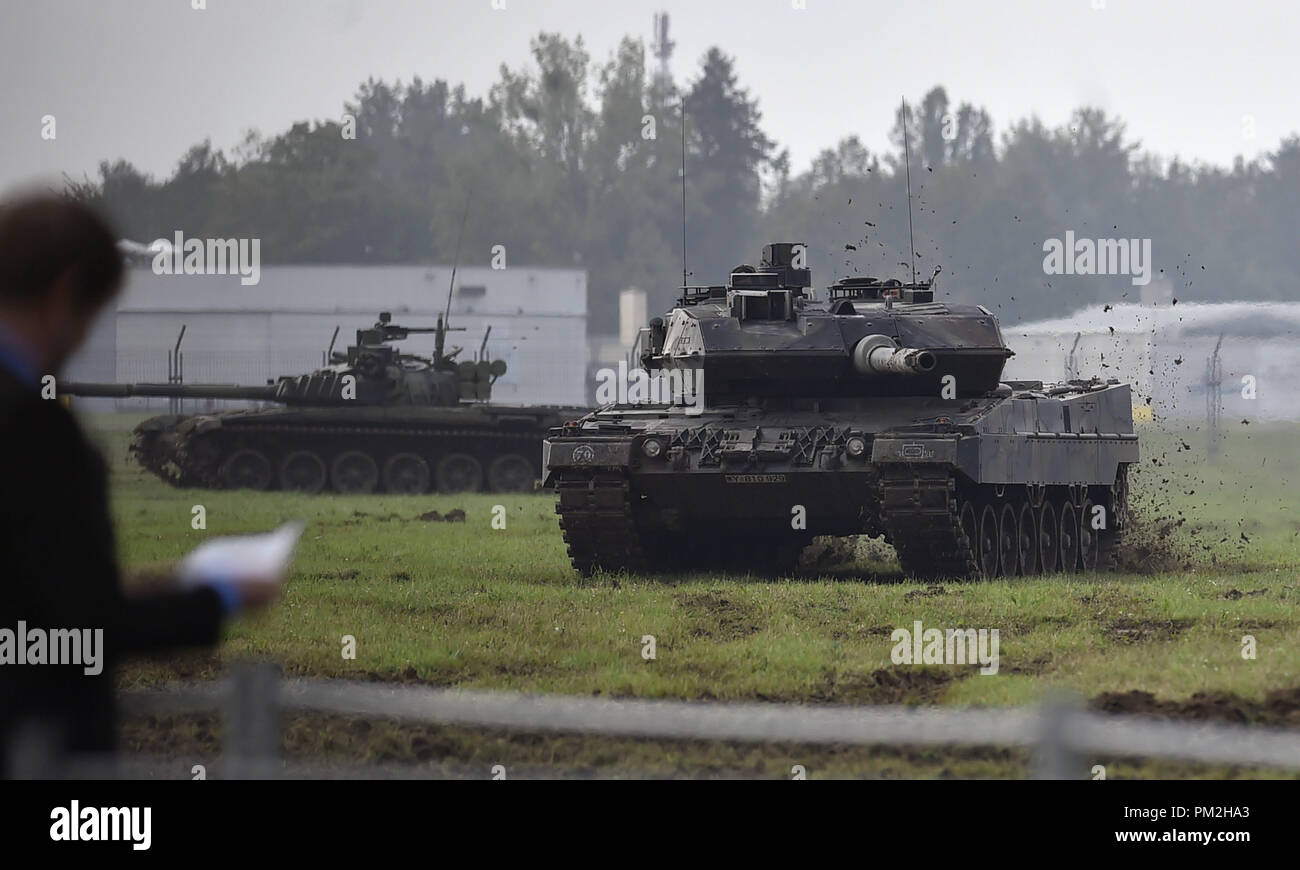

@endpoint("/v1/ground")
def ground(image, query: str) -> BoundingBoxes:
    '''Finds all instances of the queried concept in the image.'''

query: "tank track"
[553,467,1129,580]
[877,467,1128,579]
[555,472,649,575]
[1099,465,1129,572]
[553,471,805,576]
[133,420,542,491]
[877,470,980,578]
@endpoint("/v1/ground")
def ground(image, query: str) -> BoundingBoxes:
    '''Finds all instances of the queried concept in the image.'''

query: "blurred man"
[0,194,282,777]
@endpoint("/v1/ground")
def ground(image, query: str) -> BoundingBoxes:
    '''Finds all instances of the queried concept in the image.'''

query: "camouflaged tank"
[63,312,585,494]
[543,243,1139,579]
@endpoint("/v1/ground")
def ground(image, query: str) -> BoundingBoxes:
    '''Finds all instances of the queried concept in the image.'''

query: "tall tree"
[683,48,775,280]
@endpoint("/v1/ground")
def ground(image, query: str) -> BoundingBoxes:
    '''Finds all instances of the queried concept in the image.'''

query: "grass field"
[84,411,1300,778]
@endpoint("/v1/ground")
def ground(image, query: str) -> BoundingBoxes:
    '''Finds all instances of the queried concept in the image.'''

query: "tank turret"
[63,311,508,408]
[635,243,1013,404]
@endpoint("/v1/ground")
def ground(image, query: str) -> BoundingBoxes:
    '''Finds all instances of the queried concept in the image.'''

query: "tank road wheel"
[1058,499,1080,574]
[956,499,977,546]
[1017,501,1038,575]
[435,453,484,493]
[279,450,327,494]
[220,448,273,491]
[1079,498,1100,571]
[487,453,536,493]
[977,502,1000,578]
[330,451,379,494]
[998,502,1019,577]
[1038,500,1060,573]
[382,453,430,494]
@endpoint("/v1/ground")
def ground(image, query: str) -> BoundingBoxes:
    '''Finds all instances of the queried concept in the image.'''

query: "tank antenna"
[901,97,918,287]
[325,325,340,365]
[443,192,472,328]
[680,101,688,288]
[436,192,472,362]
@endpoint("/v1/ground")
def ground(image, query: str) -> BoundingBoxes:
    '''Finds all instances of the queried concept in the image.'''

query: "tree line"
[68,32,1300,332]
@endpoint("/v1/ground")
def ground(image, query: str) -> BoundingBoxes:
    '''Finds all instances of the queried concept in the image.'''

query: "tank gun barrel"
[388,326,443,335]
[851,334,937,376]
[60,382,282,401]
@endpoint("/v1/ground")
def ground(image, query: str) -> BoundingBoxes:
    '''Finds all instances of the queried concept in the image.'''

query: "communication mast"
[652,12,675,91]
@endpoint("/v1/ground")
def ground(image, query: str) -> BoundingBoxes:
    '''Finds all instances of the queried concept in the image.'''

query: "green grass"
[85,411,1300,778]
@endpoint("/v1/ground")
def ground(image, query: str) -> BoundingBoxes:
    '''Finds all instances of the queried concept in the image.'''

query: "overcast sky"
[2,0,1296,192]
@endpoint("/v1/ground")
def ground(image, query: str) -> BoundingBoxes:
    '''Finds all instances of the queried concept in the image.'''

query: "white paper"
[177,521,306,587]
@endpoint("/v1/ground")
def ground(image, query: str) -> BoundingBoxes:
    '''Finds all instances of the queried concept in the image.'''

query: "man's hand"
[177,522,305,617]
[227,574,284,610]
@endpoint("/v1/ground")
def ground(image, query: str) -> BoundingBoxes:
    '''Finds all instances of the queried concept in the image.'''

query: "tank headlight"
[641,437,664,458]
[845,436,868,458]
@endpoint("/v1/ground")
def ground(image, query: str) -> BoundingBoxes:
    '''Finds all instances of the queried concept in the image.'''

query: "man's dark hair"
[0,194,124,310]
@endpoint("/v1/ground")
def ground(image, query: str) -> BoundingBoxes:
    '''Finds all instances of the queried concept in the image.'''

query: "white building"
[1005,301,1300,421]
[67,263,589,409]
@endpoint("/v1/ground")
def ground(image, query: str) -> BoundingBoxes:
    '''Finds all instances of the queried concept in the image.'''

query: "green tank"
[543,243,1139,579]
[63,312,586,494]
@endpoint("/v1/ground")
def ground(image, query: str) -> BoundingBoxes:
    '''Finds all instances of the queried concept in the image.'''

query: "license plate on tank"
[723,473,788,484]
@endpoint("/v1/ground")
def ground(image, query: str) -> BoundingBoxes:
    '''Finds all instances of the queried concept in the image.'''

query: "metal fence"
[52,662,1294,780]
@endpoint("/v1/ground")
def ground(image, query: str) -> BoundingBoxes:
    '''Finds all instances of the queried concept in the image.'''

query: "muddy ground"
[116,678,1300,779]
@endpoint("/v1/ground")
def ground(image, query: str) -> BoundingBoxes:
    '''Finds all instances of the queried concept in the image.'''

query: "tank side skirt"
[974,433,1139,487]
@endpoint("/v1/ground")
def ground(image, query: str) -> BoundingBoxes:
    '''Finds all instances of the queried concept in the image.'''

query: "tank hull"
[544,383,1138,578]
[131,403,587,495]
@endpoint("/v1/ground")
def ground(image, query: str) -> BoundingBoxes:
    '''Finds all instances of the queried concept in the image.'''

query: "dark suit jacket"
[0,368,223,775]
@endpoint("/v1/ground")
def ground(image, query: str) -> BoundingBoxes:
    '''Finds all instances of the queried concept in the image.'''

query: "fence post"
[225,660,281,779]
[1033,692,1085,779]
